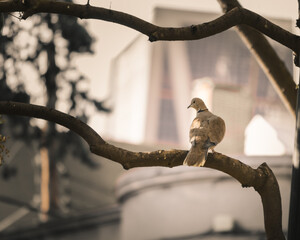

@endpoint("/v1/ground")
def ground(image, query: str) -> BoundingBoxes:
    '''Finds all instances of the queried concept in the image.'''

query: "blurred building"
[0,139,124,240]
[0,5,296,240]
[101,6,294,240]
[105,8,294,155]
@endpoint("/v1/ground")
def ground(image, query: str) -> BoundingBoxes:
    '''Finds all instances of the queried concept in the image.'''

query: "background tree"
[0,0,110,215]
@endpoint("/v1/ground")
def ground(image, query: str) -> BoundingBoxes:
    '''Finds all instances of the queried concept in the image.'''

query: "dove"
[183,98,225,167]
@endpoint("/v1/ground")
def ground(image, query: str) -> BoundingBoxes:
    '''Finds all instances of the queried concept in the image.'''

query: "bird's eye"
[193,101,195,104]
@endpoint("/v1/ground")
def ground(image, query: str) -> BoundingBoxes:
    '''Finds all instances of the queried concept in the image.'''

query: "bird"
[183,98,225,167]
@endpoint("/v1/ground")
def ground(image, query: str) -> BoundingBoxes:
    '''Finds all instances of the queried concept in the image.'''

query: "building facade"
[0,3,296,240]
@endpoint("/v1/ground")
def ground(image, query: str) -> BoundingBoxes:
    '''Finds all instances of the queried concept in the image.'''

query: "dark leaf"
[93,100,111,112]
[1,165,17,180]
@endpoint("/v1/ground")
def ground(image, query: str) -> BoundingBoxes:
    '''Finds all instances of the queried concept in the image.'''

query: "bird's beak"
[187,104,191,109]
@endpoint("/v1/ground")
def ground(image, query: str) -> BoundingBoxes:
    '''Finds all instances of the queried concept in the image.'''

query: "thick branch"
[218,0,296,117]
[0,101,284,239]
[0,0,299,53]
[0,101,104,147]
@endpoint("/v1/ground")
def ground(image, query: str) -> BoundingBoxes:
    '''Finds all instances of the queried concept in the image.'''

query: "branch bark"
[218,0,297,117]
[0,1,289,238]
[1,0,296,115]
[0,101,285,239]
[0,0,299,53]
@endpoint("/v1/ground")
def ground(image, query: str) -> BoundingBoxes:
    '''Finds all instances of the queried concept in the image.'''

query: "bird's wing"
[189,117,208,144]
[184,113,225,167]
[207,114,226,144]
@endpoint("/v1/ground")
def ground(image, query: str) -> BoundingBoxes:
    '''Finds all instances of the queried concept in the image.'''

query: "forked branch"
[1,0,297,117]
[0,0,299,53]
[0,101,284,239]
[1,1,297,117]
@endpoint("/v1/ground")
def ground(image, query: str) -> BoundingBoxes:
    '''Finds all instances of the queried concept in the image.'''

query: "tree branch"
[218,0,297,117]
[0,101,105,147]
[0,101,284,239]
[0,1,288,238]
[0,0,299,53]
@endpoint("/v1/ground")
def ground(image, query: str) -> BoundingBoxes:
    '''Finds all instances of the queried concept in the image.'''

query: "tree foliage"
[0,1,110,178]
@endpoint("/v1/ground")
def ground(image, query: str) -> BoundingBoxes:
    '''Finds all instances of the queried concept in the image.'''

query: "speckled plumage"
[183,98,225,167]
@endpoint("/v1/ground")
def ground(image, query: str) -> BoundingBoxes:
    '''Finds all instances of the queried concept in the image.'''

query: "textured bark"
[0,0,299,52]
[0,101,285,239]
[1,0,297,114]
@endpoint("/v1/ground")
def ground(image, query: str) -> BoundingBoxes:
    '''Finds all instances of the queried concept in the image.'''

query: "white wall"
[105,36,151,143]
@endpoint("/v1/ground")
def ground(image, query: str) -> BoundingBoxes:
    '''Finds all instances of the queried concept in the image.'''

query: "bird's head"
[187,98,208,112]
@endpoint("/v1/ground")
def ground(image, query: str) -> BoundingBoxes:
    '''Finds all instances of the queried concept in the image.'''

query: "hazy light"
[244,114,285,156]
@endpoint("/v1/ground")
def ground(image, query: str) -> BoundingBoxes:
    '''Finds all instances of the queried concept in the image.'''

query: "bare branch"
[218,0,297,117]
[0,0,299,53]
[0,101,284,239]
[0,101,105,147]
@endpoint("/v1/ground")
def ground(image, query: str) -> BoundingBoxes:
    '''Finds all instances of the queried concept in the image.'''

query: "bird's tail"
[183,147,208,167]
